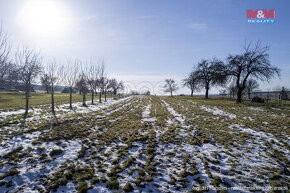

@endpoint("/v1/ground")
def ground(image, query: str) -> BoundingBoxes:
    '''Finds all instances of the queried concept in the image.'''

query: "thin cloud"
[187,22,208,31]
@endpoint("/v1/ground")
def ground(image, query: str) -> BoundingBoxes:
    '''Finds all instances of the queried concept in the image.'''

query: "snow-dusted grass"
[200,105,236,119]
[0,95,289,192]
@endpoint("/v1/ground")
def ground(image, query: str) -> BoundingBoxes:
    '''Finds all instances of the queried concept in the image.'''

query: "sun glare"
[17,0,69,37]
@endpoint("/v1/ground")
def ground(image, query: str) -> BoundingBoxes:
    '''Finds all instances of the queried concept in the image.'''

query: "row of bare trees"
[30,59,125,115]
[182,41,280,102]
[39,60,124,115]
[0,28,42,116]
[0,26,124,116]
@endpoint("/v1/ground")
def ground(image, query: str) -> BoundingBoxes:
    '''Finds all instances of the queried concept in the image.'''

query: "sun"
[17,0,69,37]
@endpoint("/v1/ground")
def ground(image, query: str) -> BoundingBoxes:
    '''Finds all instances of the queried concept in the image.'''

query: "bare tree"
[280,87,288,100]
[143,90,151,95]
[5,62,20,90]
[117,81,125,98]
[194,58,227,99]
[103,78,114,102]
[110,78,118,95]
[78,72,88,106]
[16,46,42,116]
[63,59,79,109]
[227,82,238,98]
[117,81,124,96]
[98,61,105,103]
[227,41,280,103]
[40,73,50,93]
[182,72,199,96]
[0,25,10,84]
[75,80,82,95]
[43,60,64,114]
[110,79,124,95]
[163,79,178,97]
[87,61,99,105]
[245,79,259,99]
[219,89,227,97]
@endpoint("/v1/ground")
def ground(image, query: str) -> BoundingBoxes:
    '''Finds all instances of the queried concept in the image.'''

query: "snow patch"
[200,105,236,119]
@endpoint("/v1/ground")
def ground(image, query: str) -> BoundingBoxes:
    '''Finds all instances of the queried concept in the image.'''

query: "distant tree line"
[0,26,124,116]
[130,90,151,96]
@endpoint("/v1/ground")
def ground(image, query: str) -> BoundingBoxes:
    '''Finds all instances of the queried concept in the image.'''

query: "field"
[0,92,97,111]
[0,95,289,192]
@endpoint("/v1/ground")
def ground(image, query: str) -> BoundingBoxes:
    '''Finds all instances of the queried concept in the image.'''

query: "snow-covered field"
[0,96,289,193]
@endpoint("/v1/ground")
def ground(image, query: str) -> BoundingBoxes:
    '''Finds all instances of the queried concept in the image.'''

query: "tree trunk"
[91,90,94,105]
[205,85,209,99]
[191,89,193,97]
[50,82,55,115]
[24,87,29,117]
[82,92,86,106]
[105,89,107,102]
[248,92,251,99]
[99,90,102,103]
[69,87,73,109]
[237,89,243,103]
[51,91,55,115]
[170,90,173,97]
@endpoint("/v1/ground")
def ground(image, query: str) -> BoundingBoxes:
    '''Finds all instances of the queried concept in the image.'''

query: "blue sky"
[0,0,289,94]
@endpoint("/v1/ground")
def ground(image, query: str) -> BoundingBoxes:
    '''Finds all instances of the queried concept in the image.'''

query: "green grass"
[0,91,115,111]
